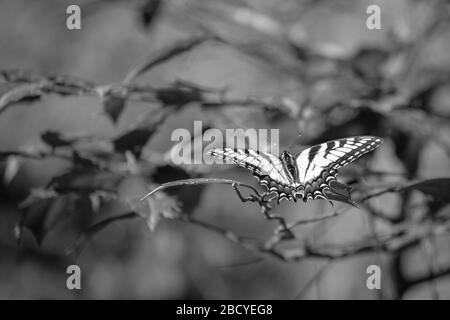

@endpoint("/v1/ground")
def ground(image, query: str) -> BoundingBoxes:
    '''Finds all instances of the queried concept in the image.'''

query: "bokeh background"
[1,0,450,299]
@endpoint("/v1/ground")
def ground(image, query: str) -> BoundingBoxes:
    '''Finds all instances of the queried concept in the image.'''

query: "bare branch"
[140,178,261,200]
[287,212,339,229]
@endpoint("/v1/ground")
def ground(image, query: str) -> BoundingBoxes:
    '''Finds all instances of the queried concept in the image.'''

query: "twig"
[123,36,209,84]
[140,178,261,200]
[287,212,339,229]
[66,212,139,257]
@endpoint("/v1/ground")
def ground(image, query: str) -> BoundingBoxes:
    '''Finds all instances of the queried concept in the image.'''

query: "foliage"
[1,0,450,299]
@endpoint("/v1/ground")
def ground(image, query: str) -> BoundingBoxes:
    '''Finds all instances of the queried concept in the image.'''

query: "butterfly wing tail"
[326,180,358,207]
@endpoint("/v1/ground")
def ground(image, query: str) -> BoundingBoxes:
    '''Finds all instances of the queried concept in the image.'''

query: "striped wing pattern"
[295,136,383,201]
[207,136,383,203]
[207,148,296,201]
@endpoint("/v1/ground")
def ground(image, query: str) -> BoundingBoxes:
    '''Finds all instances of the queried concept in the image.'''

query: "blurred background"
[0,0,450,299]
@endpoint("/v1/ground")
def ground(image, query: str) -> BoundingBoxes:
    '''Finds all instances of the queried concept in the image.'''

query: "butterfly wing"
[207,148,294,201]
[295,136,383,201]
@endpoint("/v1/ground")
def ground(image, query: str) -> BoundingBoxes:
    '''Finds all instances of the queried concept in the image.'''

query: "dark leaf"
[326,181,357,207]
[113,108,169,156]
[72,150,104,169]
[19,189,100,246]
[102,94,126,124]
[113,129,155,157]
[402,178,450,204]
[390,129,426,178]
[18,189,62,245]
[18,197,54,245]
[49,169,122,194]
[151,164,205,214]
[408,82,442,113]
[349,47,389,86]
[138,0,162,29]
[41,131,75,149]
[155,86,202,107]
[288,41,317,63]
[89,190,117,212]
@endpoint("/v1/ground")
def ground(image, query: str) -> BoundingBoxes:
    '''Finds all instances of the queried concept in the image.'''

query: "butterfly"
[207,136,383,204]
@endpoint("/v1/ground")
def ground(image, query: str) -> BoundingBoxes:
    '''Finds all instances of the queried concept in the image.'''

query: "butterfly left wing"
[207,148,295,201]
[295,136,383,201]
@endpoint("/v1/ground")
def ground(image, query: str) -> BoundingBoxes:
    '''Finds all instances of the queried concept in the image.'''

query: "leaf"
[89,190,117,212]
[402,178,450,204]
[17,197,54,245]
[19,190,98,246]
[3,155,21,185]
[18,189,61,245]
[326,181,357,207]
[49,169,122,193]
[113,108,169,156]
[129,193,181,231]
[151,164,205,214]
[349,47,389,86]
[113,129,154,157]
[72,150,104,169]
[40,131,75,149]
[19,188,58,208]
[155,86,203,107]
[0,82,46,115]
[102,94,126,124]
[138,0,162,29]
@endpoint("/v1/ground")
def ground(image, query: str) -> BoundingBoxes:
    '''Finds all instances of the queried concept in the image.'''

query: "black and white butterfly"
[207,136,383,203]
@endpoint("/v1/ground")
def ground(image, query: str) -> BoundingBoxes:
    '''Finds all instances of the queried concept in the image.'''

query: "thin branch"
[293,259,332,300]
[287,211,339,229]
[66,212,139,257]
[140,178,261,200]
[123,36,209,84]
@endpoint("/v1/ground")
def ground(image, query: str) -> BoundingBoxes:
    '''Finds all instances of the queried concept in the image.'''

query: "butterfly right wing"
[295,136,383,201]
[207,148,294,201]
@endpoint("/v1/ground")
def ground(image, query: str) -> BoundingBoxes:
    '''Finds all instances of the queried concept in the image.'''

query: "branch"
[123,36,209,84]
[140,178,261,200]
[287,212,339,229]
[66,212,139,257]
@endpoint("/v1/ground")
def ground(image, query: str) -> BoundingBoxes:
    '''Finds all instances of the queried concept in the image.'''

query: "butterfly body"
[207,136,383,204]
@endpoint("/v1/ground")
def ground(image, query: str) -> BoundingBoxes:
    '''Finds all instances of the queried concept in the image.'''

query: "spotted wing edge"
[295,136,383,202]
[207,148,296,202]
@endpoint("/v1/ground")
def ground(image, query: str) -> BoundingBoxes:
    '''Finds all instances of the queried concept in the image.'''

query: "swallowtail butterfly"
[207,136,383,203]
